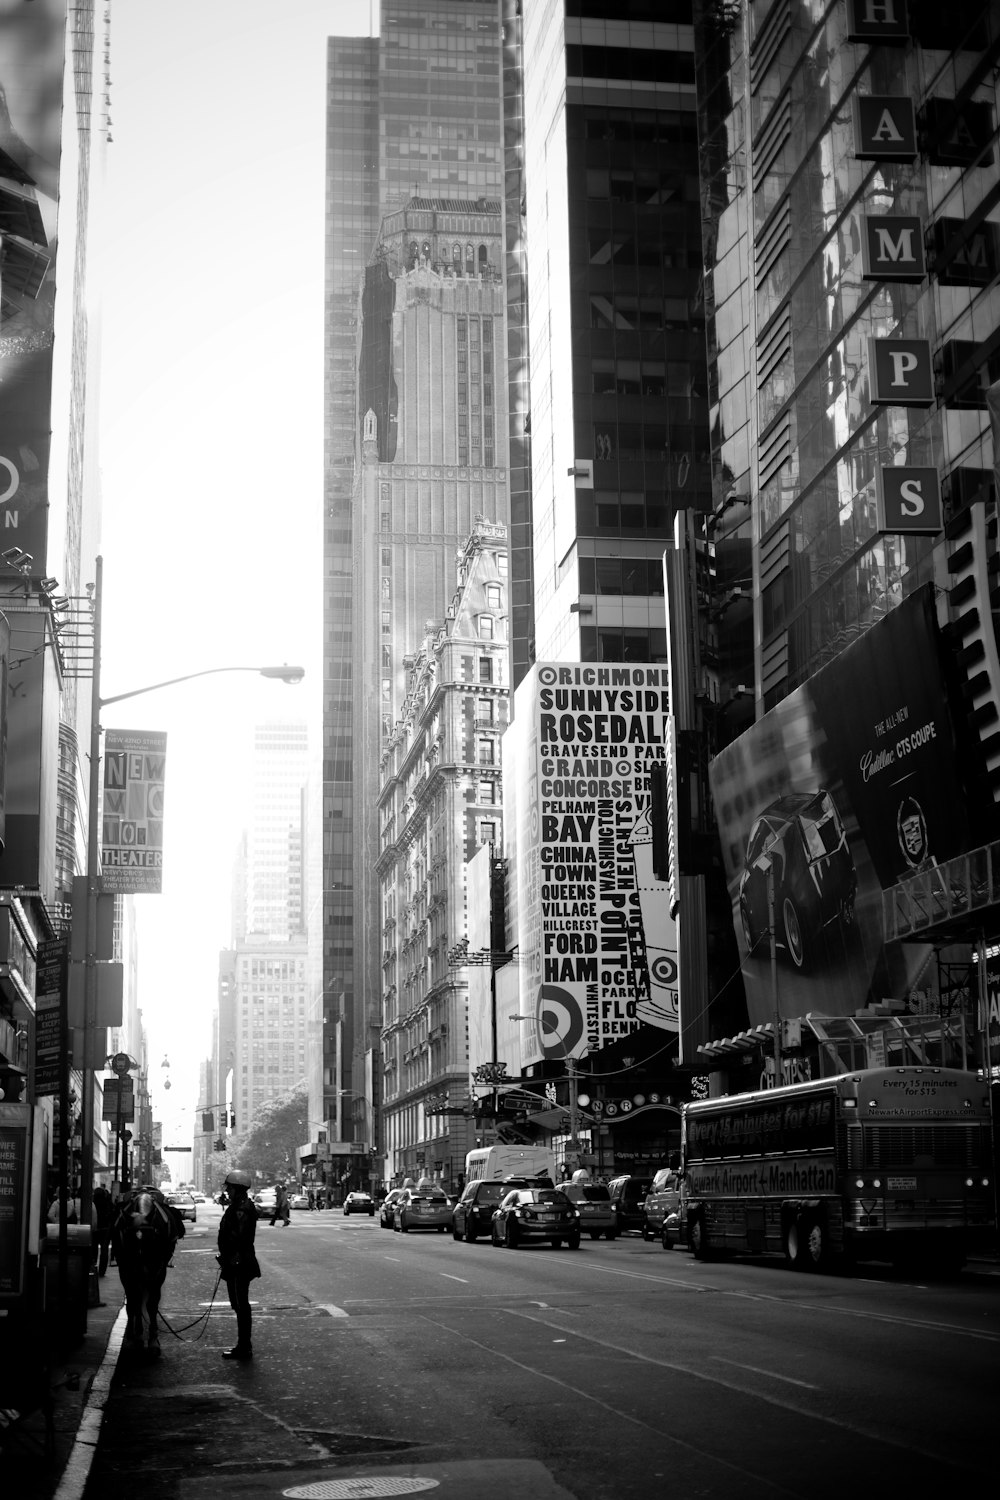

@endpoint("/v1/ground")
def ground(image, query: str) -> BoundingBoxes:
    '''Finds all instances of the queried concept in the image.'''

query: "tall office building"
[324,1,505,1147]
[519,3,711,668]
[686,1,1000,1083]
[243,720,309,944]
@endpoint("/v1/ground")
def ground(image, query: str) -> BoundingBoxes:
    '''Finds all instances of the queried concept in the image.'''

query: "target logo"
[538,666,558,685]
[651,954,678,988]
[535,983,584,1059]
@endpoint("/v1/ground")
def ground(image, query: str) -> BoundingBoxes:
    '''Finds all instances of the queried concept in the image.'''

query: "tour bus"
[464,1144,555,1185]
[680,1066,994,1273]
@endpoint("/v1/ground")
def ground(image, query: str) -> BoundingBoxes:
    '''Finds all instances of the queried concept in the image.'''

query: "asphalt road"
[82,1201,997,1500]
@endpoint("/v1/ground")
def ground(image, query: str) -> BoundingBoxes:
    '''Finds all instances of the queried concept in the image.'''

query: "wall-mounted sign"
[927,217,999,287]
[876,466,943,536]
[853,96,917,161]
[846,0,909,42]
[867,338,934,406]
[920,98,995,168]
[861,215,925,283]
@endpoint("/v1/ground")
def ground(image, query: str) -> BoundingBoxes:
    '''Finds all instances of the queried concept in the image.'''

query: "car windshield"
[800,798,843,859]
[520,1189,567,1205]
[411,1191,448,1201]
[565,1184,610,1202]
[476,1184,505,1203]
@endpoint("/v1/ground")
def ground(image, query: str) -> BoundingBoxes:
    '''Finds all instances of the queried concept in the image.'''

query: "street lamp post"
[77,555,304,1239]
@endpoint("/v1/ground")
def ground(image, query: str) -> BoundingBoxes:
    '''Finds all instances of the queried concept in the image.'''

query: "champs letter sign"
[102,729,167,893]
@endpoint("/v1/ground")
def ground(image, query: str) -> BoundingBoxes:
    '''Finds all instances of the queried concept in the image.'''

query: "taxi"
[393,1183,453,1233]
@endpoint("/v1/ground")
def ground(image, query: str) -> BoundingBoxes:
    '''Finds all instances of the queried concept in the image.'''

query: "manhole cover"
[283,1481,438,1499]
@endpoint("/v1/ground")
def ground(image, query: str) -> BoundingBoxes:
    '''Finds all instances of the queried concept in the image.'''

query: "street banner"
[0,0,67,568]
[504,663,678,1069]
[34,935,67,1097]
[709,586,985,1025]
[101,729,167,893]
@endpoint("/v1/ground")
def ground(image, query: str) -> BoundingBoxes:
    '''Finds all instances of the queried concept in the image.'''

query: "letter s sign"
[876,465,943,537]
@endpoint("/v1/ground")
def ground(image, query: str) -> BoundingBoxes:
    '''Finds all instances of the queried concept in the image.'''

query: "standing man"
[217,1169,260,1362]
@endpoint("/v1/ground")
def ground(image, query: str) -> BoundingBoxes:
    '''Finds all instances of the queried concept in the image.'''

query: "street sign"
[110,1052,132,1076]
[162,1146,191,1152]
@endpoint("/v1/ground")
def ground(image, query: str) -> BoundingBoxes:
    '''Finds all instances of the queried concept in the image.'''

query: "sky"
[97,2,370,1145]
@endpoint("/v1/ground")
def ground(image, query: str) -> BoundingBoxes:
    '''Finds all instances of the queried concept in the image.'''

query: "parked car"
[641,1166,682,1241]
[738,789,857,971]
[607,1175,653,1235]
[561,1181,617,1240]
[452,1178,535,1243]
[379,1188,404,1228]
[289,1191,311,1211]
[491,1186,581,1249]
[343,1190,375,1217]
[394,1185,453,1233]
[165,1191,197,1223]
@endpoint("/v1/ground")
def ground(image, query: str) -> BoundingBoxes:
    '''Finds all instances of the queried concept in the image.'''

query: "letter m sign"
[861,216,925,283]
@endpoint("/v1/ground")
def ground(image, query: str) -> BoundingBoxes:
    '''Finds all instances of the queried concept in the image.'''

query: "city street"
[80,1200,997,1500]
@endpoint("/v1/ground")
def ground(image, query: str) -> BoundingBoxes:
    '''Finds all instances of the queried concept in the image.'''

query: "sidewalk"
[1,1276,125,1500]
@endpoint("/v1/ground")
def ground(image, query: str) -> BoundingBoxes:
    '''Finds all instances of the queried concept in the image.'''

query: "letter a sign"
[876,466,942,537]
[853,96,917,162]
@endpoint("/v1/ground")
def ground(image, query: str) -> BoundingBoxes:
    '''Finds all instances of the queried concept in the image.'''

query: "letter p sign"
[876,466,942,537]
[868,338,934,406]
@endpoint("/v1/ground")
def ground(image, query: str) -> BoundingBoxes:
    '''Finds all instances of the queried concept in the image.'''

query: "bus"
[464,1144,555,1185]
[680,1066,994,1273]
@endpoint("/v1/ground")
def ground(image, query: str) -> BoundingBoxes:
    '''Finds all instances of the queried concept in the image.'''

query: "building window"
[477,739,495,766]
[478,614,494,639]
[479,779,497,803]
[382,611,391,636]
[479,819,497,845]
[477,696,494,724]
[479,656,493,684]
[485,583,501,610]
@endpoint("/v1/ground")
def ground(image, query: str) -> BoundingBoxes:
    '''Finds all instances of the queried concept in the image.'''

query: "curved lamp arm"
[100,663,305,708]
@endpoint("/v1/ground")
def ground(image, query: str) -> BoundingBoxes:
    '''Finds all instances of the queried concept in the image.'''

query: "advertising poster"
[34,934,67,1097]
[709,586,978,1024]
[505,663,678,1069]
[980,952,1000,1074]
[0,1103,30,1299]
[101,729,167,893]
[0,0,67,568]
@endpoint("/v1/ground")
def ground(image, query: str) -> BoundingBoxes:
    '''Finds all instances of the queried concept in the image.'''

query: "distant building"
[377,521,509,1189]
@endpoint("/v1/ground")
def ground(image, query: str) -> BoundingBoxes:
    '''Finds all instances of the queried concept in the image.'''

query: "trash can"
[41,1224,93,1346]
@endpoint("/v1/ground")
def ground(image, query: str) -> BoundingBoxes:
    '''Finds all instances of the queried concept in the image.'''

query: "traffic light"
[202,1111,214,1133]
[230,1109,236,1129]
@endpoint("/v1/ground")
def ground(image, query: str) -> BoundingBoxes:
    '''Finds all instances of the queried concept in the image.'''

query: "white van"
[464,1145,555,1185]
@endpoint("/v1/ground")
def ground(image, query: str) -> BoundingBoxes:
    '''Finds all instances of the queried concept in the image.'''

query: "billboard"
[505,663,678,1069]
[709,587,980,1024]
[0,0,67,567]
[101,729,167,893]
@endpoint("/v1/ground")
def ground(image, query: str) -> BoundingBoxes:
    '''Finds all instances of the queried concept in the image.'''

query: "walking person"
[270,1180,290,1227]
[217,1169,260,1362]
[93,1182,114,1277]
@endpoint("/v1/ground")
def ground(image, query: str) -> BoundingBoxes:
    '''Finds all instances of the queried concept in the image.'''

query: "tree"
[228,1089,309,1184]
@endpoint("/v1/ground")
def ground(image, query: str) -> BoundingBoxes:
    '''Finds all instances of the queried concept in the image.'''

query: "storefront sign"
[868,338,934,406]
[846,0,909,42]
[861,216,925,282]
[0,1104,30,1298]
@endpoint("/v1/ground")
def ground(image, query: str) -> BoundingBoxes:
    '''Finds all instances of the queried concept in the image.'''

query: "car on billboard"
[738,790,857,971]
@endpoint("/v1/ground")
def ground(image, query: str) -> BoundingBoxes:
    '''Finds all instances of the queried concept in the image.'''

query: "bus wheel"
[786,1212,826,1271]
[689,1213,710,1260]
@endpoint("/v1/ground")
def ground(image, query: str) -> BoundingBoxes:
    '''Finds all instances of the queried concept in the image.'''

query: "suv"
[607,1175,653,1235]
[452,1177,541,1242]
[641,1165,682,1241]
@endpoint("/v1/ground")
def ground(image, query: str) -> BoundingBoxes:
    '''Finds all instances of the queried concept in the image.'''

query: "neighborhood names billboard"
[101,730,167,893]
[505,663,677,1069]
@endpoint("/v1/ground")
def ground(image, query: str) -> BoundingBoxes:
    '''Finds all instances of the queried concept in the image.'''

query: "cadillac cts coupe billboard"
[710,587,980,1024]
[504,663,678,1069]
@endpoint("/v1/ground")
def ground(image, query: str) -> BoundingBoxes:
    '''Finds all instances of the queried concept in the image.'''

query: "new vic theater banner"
[709,586,989,1026]
[101,730,167,894]
[504,663,679,1069]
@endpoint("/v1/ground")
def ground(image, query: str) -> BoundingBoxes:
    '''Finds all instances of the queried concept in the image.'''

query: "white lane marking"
[415,1312,803,1499]
[318,1304,349,1318]
[711,1356,819,1390]
[383,1256,401,1262]
[439,1273,469,1283]
[571,1259,1000,1343]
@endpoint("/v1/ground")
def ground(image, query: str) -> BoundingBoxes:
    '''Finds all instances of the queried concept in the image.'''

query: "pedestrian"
[216,1169,260,1362]
[270,1181,290,1227]
[93,1182,114,1277]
